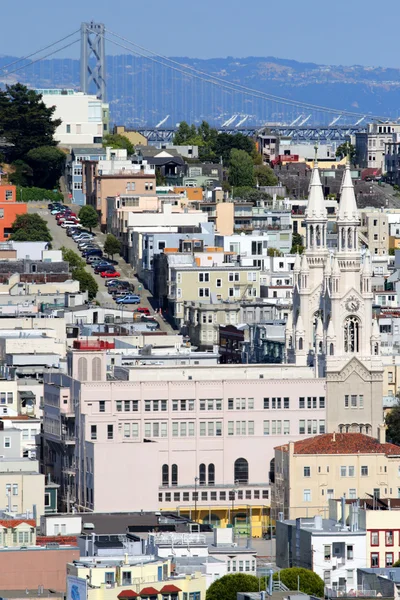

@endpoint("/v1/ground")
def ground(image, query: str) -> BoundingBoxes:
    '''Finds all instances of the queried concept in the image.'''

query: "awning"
[118,591,139,599]
[139,588,159,597]
[159,586,181,594]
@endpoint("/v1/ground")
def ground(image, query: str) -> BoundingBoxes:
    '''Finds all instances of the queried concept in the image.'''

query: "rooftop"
[283,517,366,535]
[276,433,400,456]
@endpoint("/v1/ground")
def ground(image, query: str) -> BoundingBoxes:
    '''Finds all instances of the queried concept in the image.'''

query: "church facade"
[285,161,383,437]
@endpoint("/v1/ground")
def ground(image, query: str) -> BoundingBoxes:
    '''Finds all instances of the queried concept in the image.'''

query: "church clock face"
[345,296,360,312]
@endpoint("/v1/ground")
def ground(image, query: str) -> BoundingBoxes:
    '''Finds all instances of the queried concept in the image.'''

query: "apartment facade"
[42,351,326,535]
[356,122,400,170]
[273,432,400,520]
[359,210,389,256]
[0,185,27,241]
[37,89,109,146]
[168,265,261,327]
[66,147,106,205]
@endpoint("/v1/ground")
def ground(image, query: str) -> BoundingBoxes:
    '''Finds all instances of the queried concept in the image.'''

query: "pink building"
[42,348,325,534]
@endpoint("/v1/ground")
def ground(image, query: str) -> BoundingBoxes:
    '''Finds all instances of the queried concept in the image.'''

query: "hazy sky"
[2,0,400,68]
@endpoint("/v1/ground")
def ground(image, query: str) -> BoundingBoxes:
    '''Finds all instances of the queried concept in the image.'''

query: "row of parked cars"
[50,204,147,308]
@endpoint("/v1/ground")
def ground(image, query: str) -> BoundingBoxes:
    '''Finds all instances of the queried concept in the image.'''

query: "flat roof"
[284,518,366,535]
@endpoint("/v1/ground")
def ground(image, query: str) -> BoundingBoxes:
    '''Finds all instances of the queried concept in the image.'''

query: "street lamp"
[194,476,199,522]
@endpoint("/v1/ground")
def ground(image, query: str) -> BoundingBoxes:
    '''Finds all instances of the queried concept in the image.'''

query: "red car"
[136,307,150,315]
[101,270,121,278]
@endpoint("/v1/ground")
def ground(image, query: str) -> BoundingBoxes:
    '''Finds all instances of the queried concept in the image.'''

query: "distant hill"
[1,54,399,126]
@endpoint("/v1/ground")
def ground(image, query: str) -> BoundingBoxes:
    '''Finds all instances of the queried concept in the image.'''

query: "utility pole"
[80,22,106,101]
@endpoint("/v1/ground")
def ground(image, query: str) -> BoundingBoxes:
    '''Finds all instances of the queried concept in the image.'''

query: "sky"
[2,0,400,68]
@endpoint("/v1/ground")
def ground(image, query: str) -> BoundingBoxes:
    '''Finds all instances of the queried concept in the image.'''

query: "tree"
[61,247,85,270]
[0,84,61,162]
[336,142,356,164]
[104,234,121,259]
[273,568,324,597]
[290,232,305,254]
[232,187,272,202]
[228,149,255,187]
[385,400,400,445]
[25,146,66,189]
[79,205,99,232]
[9,160,33,187]
[10,213,52,242]
[214,133,254,166]
[393,558,400,567]
[72,268,98,301]
[206,573,265,600]
[102,133,134,156]
[254,164,278,186]
[267,247,283,257]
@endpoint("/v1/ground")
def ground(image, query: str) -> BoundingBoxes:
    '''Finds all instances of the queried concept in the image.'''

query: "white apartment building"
[356,122,400,170]
[42,350,326,535]
[37,89,109,146]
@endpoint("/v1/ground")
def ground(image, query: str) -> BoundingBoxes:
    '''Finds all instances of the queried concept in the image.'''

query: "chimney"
[378,424,386,444]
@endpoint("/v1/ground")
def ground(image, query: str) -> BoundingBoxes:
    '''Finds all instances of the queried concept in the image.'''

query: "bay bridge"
[0,22,396,143]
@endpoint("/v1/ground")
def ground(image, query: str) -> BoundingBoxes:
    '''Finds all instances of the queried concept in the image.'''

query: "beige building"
[114,125,148,146]
[359,210,389,256]
[169,265,260,327]
[67,556,206,600]
[273,431,400,520]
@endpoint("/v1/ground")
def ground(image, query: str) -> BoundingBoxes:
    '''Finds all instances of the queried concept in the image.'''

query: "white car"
[61,220,82,229]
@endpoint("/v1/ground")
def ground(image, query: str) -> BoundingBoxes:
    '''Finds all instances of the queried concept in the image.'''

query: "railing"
[325,587,377,598]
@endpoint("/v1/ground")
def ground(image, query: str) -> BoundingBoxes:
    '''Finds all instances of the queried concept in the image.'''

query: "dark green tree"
[25,146,65,189]
[10,213,52,242]
[232,187,272,202]
[228,149,255,187]
[78,205,99,233]
[273,568,324,597]
[254,164,278,186]
[104,234,121,259]
[385,400,400,445]
[336,142,356,163]
[173,122,200,145]
[267,247,283,257]
[0,84,61,162]
[60,247,86,270]
[214,133,255,166]
[102,133,134,155]
[72,268,98,301]
[290,232,305,254]
[206,573,265,600]
[9,160,33,187]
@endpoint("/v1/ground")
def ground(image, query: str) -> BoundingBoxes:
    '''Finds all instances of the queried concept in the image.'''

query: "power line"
[2,38,80,78]
[104,28,387,120]
[0,30,80,73]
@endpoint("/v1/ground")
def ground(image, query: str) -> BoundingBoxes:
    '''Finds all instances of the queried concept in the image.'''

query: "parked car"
[136,307,150,315]
[62,221,81,229]
[116,294,141,304]
[84,249,103,258]
[86,254,104,263]
[107,280,131,289]
[94,263,114,274]
[101,270,120,278]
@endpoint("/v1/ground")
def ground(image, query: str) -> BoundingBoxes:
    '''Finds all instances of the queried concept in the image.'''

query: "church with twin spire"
[285,159,383,437]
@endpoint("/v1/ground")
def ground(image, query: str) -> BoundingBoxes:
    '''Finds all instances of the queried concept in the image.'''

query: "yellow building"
[171,505,269,538]
[273,431,400,520]
[114,126,148,147]
[67,557,206,600]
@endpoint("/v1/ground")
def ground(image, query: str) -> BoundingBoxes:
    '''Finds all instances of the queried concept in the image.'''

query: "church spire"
[305,147,327,221]
[338,159,359,224]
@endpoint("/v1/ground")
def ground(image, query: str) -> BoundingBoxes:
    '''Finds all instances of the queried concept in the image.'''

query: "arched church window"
[289,336,293,349]
[374,343,379,355]
[316,225,321,247]
[309,225,314,247]
[344,316,360,353]
[318,341,323,352]
[329,343,334,356]
[298,337,303,350]
[348,227,353,249]
[341,228,346,250]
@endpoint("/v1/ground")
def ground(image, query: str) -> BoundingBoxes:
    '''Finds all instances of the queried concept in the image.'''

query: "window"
[303,489,311,502]
[345,395,349,408]
[264,398,269,409]
[371,553,379,568]
[351,395,357,408]
[319,396,325,408]
[344,316,360,353]
[12,484,18,496]
[348,466,355,477]
[347,545,354,560]
[323,571,331,585]
[90,425,97,440]
[199,288,210,297]
[107,424,113,440]
[122,572,132,586]
[4,437,10,448]
[324,545,331,560]
[263,421,270,435]
[386,552,394,567]
[347,570,354,584]
[371,531,379,546]
[349,488,357,499]
[299,397,305,409]
[66,124,71,133]
[216,278,222,288]
[162,464,169,486]
[361,465,368,476]
[386,531,394,546]
[198,273,209,282]
[304,467,311,477]
[234,458,249,483]
[284,397,290,409]
[299,420,305,434]
[341,466,347,477]
[171,464,178,486]
[124,423,130,438]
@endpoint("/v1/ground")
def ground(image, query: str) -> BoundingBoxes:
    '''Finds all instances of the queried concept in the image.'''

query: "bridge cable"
[1,39,80,78]
[105,28,386,120]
